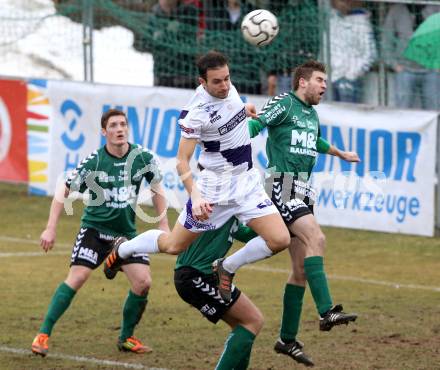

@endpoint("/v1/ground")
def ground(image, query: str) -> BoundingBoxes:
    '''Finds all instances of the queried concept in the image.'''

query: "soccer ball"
[241,9,279,47]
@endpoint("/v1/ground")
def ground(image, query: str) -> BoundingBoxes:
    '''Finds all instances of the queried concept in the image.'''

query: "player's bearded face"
[304,71,327,105]
[102,115,129,147]
[201,65,231,99]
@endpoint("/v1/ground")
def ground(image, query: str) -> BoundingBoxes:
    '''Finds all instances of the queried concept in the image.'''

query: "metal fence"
[0,0,439,110]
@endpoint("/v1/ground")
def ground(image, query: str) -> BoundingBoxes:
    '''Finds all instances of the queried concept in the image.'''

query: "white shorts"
[177,181,278,232]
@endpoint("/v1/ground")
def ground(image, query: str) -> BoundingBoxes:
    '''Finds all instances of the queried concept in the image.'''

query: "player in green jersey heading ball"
[214,61,360,366]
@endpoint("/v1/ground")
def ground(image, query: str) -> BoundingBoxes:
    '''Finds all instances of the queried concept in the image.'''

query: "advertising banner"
[0,79,28,182]
[43,81,437,236]
[314,104,437,236]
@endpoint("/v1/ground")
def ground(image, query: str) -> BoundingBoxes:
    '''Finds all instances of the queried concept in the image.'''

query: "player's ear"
[199,77,206,87]
[101,127,107,137]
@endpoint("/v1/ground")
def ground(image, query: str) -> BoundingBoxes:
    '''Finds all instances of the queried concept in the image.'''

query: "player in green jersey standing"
[174,217,294,369]
[31,109,169,357]
[214,61,360,366]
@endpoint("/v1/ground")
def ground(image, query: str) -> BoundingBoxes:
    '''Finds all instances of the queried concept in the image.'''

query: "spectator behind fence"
[265,0,320,96]
[383,4,440,110]
[203,1,261,94]
[328,0,377,103]
[205,0,252,30]
[146,0,198,88]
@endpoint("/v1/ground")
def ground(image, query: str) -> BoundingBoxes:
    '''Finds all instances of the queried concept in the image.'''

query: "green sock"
[119,290,148,342]
[235,352,251,370]
[39,282,76,335]
[304,256,333,316]
[280,283,305,343]
[215,325,256,370]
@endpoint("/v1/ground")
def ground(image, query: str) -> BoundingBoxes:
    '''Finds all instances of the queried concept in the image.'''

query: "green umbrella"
[404,12,440,69]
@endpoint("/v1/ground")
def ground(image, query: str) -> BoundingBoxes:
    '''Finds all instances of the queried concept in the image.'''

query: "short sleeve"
[65,151,98,192]
[178,109,203,139]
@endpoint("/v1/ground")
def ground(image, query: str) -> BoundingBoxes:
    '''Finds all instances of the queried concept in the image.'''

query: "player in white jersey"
[104,51,290,294]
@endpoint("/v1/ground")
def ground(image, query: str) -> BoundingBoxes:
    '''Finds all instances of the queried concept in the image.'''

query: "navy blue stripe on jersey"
[218,108,246,135]
[179,110,189,119]
[202,140,220,152]
[220,144,252,170]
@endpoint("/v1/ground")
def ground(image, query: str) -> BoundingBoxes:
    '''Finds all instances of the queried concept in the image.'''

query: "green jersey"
[249,92,330,179]
[66,144,161,238]
[175,217,257,275]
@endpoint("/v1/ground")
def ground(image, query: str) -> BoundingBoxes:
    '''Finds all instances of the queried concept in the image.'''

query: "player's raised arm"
[40,185,69,252]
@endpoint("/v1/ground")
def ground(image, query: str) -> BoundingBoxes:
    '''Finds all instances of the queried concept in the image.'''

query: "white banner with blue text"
[45,81,437,236]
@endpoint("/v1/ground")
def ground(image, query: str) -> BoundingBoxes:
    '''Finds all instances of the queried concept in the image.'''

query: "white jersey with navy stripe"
[179,84,252,174]
[178,84,259,204]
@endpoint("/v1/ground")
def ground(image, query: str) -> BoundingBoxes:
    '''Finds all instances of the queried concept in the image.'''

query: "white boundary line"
[0,345,169,370]
[1,235,439,293]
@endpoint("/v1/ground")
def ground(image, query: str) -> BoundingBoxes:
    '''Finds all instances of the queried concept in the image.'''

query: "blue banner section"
[314,125,421,182]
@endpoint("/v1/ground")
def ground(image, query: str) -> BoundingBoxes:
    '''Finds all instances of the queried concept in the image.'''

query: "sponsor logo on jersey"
[302,108,311,115]
[291,130,317,150]
[306,120,316,129]
[218,107,246,135]
[104,185,137,202]
[113,162,126,167]
[209,110,221,123]
[292,115,306,128]
[265,104,286,123]
[203,105,215,113]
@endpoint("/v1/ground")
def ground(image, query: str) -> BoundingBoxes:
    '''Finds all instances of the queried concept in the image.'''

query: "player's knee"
[254,310,264,334]
[269,229,290,252]
[131,276,152,296]
[165,244,185,255]
[161,237,188,255]
[250,309,264,334]
[240,308,264,335]
[65,270,90,290]
[315,232,326,252]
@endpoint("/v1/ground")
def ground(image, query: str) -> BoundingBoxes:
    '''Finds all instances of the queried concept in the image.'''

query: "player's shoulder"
[131,143,156,161]
[79,149,99,168]
[259,92,290,114]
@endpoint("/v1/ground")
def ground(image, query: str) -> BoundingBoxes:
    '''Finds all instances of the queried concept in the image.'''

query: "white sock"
[118,229,164,258]
[222,236,273,273]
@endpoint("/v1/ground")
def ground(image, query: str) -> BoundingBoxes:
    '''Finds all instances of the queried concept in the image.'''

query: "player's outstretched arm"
[40,185,69,252]
[327,145,361,163]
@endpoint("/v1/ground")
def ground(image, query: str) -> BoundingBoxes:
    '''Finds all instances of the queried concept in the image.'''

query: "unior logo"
[0,98,12,162]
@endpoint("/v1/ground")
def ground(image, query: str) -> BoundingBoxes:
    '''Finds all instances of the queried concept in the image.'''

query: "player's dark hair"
[293,60,326,90]
[197,50,229,80]
[101,109,127,129]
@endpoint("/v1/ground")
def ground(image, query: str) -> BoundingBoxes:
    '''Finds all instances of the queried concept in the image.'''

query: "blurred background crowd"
[2,0,440,110]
